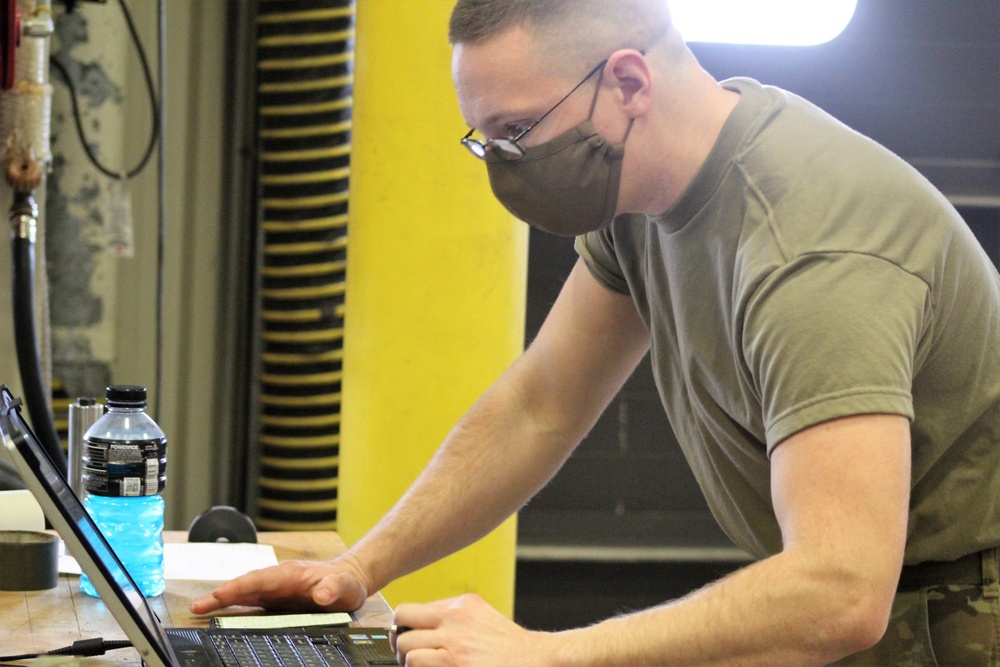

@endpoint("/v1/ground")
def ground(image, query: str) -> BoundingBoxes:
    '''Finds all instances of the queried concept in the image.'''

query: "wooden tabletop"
[0,531,393,665]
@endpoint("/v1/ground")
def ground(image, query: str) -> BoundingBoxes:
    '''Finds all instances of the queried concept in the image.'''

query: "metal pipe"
[9,192,36,242]
[67,397,103,496]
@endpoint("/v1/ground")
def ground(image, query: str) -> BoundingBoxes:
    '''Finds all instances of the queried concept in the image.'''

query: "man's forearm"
[549,548,888,667]
[340,262,651,603]
[341,370,584,594]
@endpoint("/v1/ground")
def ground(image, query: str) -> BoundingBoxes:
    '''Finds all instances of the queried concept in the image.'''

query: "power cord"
[0,637,133,663]
[48,0,160,180]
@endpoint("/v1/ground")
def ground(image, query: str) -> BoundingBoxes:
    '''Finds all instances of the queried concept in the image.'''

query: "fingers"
[393,601,445,633]
[393,628,445,667]
[189,592,225,615]
[390,602,442,657]
[189,566,288,614]
[312,568,369,610]
[391,594,541,667]
[189,560,370,615]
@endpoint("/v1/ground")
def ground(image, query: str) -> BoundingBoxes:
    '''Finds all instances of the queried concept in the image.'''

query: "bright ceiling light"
[670,0,858,46]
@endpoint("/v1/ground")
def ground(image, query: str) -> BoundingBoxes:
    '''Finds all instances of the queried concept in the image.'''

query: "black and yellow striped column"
[254,0,355,531]
[338,0,527,614]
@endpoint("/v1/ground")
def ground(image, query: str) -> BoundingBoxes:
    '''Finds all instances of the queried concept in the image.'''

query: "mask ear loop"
[621,117,636,144]
[586,55,638,144]
[586,61,606,119]
[587,49,648,120]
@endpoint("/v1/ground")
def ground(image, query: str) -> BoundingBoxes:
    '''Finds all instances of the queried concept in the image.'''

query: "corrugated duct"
[254,0,354,530]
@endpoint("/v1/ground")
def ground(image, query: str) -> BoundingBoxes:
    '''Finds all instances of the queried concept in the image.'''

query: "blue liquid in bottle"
[80,385,167,598]
[80,495,165,597]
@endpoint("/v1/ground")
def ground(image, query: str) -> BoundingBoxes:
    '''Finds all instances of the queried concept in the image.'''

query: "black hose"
[11,234,67,475]
[0,459,25,490]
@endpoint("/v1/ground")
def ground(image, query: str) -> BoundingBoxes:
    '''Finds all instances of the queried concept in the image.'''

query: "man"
[192,1,1000,664]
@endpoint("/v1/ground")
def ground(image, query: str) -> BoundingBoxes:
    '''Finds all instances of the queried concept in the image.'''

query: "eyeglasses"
[460,56,610,161]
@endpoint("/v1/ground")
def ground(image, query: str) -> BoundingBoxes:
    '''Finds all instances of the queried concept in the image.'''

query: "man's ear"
[607,49,653,116]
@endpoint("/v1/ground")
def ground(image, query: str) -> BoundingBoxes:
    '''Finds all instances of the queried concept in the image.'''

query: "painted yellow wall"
[339,0,528,615]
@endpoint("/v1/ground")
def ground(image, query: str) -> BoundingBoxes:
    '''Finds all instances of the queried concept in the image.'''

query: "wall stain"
[45,8,123,395]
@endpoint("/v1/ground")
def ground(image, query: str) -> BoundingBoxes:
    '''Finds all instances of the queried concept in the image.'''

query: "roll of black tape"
[188,506,258,543]
[0,531,59,591]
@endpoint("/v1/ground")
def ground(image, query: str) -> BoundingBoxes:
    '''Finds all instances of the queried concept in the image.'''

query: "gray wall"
[18,0,232,528]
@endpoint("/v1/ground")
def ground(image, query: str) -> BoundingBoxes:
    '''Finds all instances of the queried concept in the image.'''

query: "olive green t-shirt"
[576,78,1000,563]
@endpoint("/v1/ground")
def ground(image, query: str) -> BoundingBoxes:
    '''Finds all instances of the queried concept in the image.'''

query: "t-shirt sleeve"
[743,251,933,452]
[575,228,631,294]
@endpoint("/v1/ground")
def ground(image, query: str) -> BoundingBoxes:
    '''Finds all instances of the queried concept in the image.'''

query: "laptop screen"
[0,386,177,667]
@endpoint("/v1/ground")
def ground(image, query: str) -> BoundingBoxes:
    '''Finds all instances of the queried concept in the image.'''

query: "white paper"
[0,490,45,531]
[59,541,279,580]
[59,541,81,574]
[163,542,279,581]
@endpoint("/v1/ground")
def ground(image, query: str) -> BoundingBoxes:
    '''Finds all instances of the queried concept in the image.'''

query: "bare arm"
[393,413,911,666]
[345,259,651,594]
[192,259,650,613]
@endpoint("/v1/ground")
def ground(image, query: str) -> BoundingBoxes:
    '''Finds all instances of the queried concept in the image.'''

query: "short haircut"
[449,0,673,67]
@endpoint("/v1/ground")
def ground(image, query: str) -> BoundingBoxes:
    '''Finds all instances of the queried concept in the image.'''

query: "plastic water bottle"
[80,385,167,598]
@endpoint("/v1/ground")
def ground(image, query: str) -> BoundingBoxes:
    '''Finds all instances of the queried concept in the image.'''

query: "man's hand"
[391,594,556,667]
[189,557,371,615]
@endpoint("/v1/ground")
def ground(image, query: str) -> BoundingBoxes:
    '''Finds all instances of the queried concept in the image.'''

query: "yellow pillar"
[340,0,527,615]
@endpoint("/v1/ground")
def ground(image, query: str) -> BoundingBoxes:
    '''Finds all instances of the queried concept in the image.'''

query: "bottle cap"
[105,385,147,408]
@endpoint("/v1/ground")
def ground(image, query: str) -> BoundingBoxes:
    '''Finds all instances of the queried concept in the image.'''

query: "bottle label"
[82,436,167,497]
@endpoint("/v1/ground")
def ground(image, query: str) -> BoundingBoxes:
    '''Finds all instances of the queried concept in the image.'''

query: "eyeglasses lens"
[462,138,487,159]
[490,139,523,160]
[461,135,524,161]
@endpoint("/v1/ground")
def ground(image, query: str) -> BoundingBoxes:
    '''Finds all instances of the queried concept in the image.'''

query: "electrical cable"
[0,638,133,663]
[48,0,159,180]
[153,0,165,421]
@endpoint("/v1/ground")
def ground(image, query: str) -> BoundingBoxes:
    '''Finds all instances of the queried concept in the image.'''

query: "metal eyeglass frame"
[460,56,611,161]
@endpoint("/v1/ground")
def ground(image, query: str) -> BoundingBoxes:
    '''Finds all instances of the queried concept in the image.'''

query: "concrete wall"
[0,0,231,528]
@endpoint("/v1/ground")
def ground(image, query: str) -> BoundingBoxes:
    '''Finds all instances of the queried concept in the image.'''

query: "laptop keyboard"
[340,632,396,665]
[209,632,395,667]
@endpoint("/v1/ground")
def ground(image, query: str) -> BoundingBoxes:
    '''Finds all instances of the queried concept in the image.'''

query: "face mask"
[485,119,632,237]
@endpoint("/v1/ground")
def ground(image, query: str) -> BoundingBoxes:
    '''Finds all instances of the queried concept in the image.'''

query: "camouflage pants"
[833,549,1000,666]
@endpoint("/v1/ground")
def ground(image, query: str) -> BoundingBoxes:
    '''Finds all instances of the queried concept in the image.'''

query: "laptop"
[0,385,397,667]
